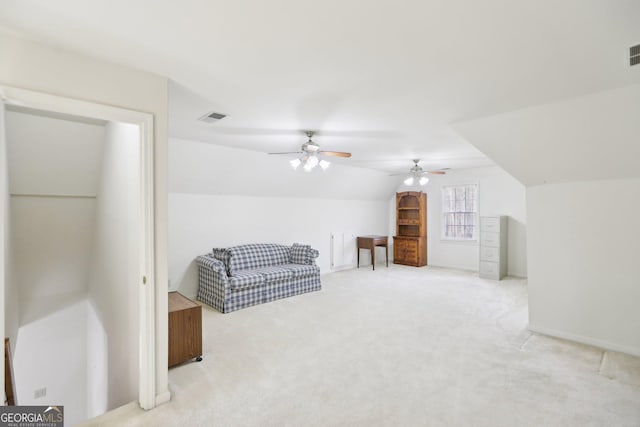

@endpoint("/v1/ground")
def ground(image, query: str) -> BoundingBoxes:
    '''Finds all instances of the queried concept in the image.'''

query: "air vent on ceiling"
[631,44,640,66]
[198,111,227,124]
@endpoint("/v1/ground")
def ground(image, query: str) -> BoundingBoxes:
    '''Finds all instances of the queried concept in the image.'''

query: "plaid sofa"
[196,243,321,313]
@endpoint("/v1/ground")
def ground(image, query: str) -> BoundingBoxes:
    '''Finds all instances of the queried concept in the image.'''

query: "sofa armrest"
[196,254,230,290]
[196,254,227,274]
[196,254,231,311]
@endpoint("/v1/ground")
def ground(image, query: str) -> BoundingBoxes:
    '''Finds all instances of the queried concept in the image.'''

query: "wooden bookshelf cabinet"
[393,191,427,267]
[168,291,203,367]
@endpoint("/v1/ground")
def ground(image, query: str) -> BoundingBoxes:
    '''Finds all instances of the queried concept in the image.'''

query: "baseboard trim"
[528,324,640,357]
[329,264,355,273]
[155,390,171,407]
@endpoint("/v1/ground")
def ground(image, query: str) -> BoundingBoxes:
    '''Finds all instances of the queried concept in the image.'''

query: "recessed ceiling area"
[1,0,639,177]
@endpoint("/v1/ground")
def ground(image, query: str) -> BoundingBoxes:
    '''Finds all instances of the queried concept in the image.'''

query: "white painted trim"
[528,323,640,357]
[138,113,156,410]
[155,390,171,406]
[0,101,7,406]
[0,85,160,409]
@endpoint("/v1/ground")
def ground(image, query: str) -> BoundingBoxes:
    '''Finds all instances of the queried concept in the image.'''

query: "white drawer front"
[480,217,500,232]
[479,261,499,278]
[480,246,499,262]
[481,232,500,247]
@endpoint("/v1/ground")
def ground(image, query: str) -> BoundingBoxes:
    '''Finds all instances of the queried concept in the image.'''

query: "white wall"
[169,194,388,297]
[86,299,108,418]
[527,179,640,356]
[87,122,140,411]
[168,137,392,297]
[0,30,170,400]
[6,110,103,417]
[389,166,527,277]
[13,300,88,426]
[6,111,105,325]
[11,197,96,323]
[6,113,141,418]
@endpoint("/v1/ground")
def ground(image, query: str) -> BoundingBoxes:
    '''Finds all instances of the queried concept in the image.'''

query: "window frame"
[440,183,479,242]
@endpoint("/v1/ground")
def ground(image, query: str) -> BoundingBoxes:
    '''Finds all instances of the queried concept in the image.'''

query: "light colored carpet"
[81,265,640,426]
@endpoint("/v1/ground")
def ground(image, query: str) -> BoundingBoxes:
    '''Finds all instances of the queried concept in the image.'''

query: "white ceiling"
[1,0,639,176]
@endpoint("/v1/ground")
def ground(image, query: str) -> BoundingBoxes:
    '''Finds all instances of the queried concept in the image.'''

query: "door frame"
[0,85,157,410]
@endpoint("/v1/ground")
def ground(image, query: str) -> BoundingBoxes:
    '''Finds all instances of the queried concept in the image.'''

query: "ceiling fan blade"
[388,173,406,176]
[319,151,352,158]
[426,170,447,175]
[267,151,303,155]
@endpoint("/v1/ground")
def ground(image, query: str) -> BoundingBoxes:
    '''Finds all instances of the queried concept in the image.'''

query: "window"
[442,184,478,240]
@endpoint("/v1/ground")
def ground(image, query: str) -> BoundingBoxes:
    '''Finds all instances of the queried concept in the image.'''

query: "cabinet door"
[404,240,419,264]
[394,239,406,260]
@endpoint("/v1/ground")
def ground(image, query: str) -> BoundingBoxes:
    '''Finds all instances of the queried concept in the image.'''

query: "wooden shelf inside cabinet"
[168,292,203,367]
[394,191,427,267]
[398,219,420,226]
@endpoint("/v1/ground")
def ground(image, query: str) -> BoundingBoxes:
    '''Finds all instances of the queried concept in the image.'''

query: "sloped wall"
[169,137,399,200]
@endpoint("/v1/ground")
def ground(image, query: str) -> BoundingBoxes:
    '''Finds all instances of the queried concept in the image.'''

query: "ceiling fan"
[268,131,352,172]
[390,159,448,186]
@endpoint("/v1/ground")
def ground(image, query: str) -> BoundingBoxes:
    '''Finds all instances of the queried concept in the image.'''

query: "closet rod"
[10,193,97,199]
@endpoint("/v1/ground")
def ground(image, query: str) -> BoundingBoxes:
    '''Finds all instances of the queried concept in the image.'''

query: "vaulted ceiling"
[1,0,638,180]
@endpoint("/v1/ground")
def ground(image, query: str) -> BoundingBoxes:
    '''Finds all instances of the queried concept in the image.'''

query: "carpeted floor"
[82,265,640,426]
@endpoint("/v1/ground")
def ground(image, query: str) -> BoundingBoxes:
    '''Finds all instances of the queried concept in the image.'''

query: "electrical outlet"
[34,387,46,399]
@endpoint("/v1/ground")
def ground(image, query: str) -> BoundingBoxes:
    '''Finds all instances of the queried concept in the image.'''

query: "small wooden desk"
[357,235,389,270]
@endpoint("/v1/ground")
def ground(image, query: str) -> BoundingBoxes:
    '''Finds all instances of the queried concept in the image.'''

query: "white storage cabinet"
[479,216,507,280]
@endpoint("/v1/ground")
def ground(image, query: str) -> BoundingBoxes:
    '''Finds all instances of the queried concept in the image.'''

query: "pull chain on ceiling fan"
[268,131,352,172]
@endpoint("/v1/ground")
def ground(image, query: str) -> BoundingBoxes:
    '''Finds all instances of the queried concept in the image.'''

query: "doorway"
[0,86,156,420]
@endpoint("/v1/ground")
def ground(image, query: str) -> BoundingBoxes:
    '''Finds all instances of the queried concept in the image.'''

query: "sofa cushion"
[289,243,311,264]
[279,263,320,278]
[227,244,291,275]
[252,266,293,283]
[228,270,264,290]
[211,248,231,274]
[212,247,229,261]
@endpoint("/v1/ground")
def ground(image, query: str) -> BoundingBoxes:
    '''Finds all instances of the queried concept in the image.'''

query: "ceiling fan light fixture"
[404,176,414,186]
[419,176,429,186]
[307,155,319,168]
[272,131,351,172]
[290,158,301,170]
